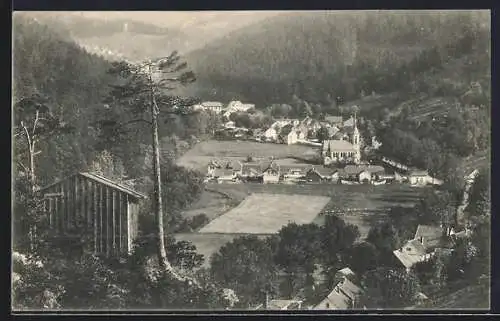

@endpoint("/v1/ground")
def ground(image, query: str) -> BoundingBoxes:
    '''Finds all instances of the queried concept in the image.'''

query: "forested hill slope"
[183,11,489,108]
[13,15,118,184]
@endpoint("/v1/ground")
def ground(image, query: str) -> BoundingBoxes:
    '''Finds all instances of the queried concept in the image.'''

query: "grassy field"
[199,193,331,234]
[178,182,426,268]
[194,183,426,239]
[177,140,319,171]
[180,189,239,221]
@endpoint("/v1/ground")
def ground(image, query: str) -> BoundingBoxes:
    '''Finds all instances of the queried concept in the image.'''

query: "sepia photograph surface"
[12,10,491,312]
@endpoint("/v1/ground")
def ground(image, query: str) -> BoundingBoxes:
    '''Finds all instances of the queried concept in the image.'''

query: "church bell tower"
[353,112,361,164]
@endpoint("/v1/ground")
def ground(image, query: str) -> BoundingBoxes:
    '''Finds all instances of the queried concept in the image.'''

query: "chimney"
[420,236,425,245]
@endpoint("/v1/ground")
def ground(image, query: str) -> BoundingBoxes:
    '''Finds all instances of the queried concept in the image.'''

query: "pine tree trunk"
[150,95,170,270]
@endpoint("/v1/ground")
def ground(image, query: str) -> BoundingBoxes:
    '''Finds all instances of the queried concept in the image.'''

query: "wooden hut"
[38,172,147,257]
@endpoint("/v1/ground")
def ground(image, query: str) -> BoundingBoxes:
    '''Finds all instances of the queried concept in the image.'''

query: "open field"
[177,140,319,171]
[177,183,427,267]
[199,193,331,234]
[205,183,427,239]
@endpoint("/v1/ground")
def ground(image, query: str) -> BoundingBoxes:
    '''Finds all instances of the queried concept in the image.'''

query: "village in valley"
[197,100,442,187]
[12,11,491,312]
[172,99,482,310]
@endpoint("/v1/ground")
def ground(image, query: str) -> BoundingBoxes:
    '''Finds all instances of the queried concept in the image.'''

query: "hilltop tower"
[352,112,361,164]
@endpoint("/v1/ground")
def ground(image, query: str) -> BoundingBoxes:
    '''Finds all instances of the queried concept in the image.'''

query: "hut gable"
[39,172,147,257]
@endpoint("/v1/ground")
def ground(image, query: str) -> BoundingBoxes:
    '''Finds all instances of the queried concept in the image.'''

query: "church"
[322,113,361,165]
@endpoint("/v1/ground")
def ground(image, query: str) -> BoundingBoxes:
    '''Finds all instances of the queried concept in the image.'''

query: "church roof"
[323,140,356,152]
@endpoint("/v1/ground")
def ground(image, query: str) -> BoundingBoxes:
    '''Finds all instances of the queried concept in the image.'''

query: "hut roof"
[39,172,148,200]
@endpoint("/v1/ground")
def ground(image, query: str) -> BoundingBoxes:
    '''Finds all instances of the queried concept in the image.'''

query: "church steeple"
[353,111,359,145]
[352,110,361,164]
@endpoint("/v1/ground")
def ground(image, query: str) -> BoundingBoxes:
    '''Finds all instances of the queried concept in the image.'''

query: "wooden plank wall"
[42,174,140,256]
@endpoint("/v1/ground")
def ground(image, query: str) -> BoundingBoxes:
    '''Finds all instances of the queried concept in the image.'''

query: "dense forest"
[184,11,489,109]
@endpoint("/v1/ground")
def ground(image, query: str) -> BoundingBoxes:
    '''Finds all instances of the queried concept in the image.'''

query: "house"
[300,117,322,135]
[277,124,294,144]
[264,126,279,142]
[224,100,255,118]
[408,169,430,186]
[262,161,281,184]
[207,160,243,181]
[393,224,455,272]
[264,120,290,142]
[39,172,148,257]
[342,165,386,182]
[371,136,382,150]
[393,239,430,272]
[303,167,338,183]
[281,166,309,183]
[191,101,224,113]
[357,170,372,183]
[327,126,340,138]
[408,169,444,186]
[414,224,446,250]
[286,129,307,145]
[201,101,224,113]
[314,268,364,310]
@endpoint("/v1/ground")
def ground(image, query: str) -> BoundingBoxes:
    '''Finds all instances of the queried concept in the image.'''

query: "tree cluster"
[209,215,360,307]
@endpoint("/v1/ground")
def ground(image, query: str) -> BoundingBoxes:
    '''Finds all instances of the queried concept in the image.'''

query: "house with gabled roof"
[394,224,456,272]
[262,160,281,184]
[341,165,386,182]
[303,167,339,183]
[313,267,365,310]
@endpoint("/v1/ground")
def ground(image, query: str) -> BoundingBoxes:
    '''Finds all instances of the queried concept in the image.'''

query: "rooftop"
[323,139,357,152]
[343,165,386,175]
[317,277,364,310]
[201,101,223,107]
[414,225,444,250]
[393,239,427,269]
[39,172,148,200]
[409,169,429,176]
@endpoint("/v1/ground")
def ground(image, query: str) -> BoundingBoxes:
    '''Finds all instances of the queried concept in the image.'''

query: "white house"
[408,169,443,186]
[264,120,293,142]
[192,101,224,113]
[224,101,255,118]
